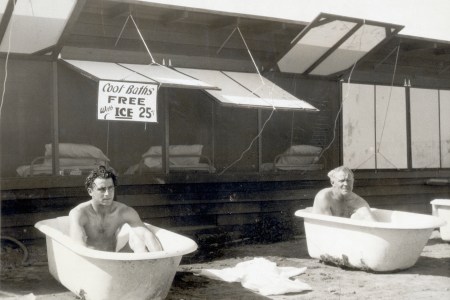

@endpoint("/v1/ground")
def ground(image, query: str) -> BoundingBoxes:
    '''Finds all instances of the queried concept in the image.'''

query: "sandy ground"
[1,231,449,300]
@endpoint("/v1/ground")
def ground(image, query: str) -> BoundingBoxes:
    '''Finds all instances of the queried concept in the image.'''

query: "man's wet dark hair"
[85,166,117,190]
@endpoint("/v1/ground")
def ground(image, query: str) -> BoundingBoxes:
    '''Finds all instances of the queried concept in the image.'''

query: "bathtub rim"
[295,207,446,229]
[35,218,198,261]
[430,199,450,206]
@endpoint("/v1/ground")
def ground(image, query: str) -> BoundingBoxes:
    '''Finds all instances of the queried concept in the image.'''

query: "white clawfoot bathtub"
[295,208,446,272]
[431,199,450,241]
[35,217,198,300]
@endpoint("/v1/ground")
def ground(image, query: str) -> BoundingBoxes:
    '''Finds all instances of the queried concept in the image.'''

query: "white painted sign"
[97,80,158,122]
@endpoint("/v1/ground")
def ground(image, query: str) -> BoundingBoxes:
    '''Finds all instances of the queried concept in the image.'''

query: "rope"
[0,0,16,120]
[217,26,276,175]
[218,108,275,175]
[129,15,156,64]
[376,45,400,155]
[236,27,265,85]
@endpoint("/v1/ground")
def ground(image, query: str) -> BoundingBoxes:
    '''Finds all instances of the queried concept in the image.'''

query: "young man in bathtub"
[69,166,163,252]
[312,166,377,221]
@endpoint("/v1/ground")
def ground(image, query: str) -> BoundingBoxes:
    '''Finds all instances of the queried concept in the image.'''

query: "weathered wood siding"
[2,173,449,244]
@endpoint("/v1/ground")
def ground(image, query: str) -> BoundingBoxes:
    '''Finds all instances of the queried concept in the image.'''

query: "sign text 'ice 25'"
[98,80,158,122]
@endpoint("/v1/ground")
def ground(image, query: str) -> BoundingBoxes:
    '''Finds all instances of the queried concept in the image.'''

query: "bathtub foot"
[77,289,87,300]
[319,254,371,272]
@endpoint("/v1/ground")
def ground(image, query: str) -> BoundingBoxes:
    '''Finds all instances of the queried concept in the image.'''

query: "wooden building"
[1,0,450,246]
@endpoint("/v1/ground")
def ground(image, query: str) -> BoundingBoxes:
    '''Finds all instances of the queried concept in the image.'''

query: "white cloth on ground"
[195,257,312,296]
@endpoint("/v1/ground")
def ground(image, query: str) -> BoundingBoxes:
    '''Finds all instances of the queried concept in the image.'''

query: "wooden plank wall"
[2,176,450,245]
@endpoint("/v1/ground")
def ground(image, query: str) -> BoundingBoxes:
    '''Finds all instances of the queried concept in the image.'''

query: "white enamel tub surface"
[295,208,446,272]
[35,217,198,300]
[431,199,450,241]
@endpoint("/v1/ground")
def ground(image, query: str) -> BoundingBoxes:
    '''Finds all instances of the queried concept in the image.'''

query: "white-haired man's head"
[328,166,354,195]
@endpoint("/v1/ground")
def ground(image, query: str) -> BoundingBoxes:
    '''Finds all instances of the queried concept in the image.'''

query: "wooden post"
[51,61,59,175]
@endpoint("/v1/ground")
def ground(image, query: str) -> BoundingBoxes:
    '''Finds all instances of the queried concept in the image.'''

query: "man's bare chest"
[330,201,354,218]
[85,214,121,237]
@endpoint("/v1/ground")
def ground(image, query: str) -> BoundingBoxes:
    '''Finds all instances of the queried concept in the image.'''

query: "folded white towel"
[195,257,312,296]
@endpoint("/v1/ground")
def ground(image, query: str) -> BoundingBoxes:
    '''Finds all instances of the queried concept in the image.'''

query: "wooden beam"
[210,16,240,29]
[405,86,412,169]
[104,3,131,19]
[0,52,54,61]
[238,22,294,35]
[51,0,88,59]
[163,91,169,175]
[257,109,262,173]
[31,45,55,56]
[211,101,216,167]
[51,61,60,175]
[161,10,189,25]
[433,47,450,56]
[0,0,16,45]
[68,15,294,54]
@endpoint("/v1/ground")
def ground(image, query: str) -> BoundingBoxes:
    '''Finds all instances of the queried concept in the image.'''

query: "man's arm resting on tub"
[122,207,163,252]
[69,209,88,246]
[349,198,377,222]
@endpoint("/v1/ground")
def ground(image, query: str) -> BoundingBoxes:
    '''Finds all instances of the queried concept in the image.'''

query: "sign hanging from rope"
[97,80,158,122]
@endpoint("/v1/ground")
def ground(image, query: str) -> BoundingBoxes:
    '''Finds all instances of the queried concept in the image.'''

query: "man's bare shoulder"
[112,202,138,217]
[312,188,334,214]
[112,201,132,212]
[114,203,143,225]
[69,201,91,214]
[315,187,333,200]
[68,201,91,225]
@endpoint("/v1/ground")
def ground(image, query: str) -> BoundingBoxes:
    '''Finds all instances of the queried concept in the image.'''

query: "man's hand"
[350,207,377,222]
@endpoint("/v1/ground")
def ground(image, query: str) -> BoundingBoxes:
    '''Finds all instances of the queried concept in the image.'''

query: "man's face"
[88,178,115,206]
[331,171,354,195]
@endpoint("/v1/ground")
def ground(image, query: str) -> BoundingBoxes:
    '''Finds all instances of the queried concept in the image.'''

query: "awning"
[277,13,403,76]
[63,60,156,83]
[0,0,77,54]
[62,59,217,90]
[176,68,318,111]
[62,60,317,111]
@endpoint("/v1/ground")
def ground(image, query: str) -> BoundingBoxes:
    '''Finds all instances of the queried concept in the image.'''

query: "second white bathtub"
[295,208,445,272]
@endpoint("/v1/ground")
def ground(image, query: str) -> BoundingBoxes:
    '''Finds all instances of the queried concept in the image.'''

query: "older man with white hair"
[312,166,376,221]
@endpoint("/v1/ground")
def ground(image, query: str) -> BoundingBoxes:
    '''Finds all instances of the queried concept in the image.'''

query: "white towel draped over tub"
[194,257,312,296]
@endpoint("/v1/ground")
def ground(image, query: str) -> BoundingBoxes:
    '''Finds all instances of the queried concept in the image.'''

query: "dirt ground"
[1,230,449,300]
